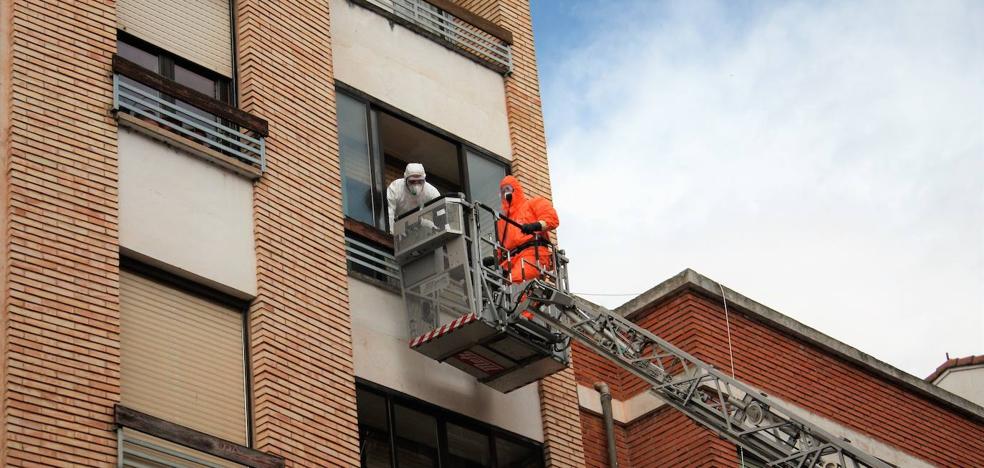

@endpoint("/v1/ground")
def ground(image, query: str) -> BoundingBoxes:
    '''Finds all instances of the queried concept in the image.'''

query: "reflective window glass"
[393,404,439,468]
[466,150,508,258]
[357,388,391,468]
[447,422,490,467]
[496,436,541,468]
[118,40,160,72]
[338,93,377,226]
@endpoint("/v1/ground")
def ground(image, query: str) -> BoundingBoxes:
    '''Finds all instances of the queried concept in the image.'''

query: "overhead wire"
[571,292,644,297]
[719,281,746,468]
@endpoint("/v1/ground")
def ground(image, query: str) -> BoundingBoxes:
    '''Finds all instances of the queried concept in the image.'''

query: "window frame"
[356,379,545,468]
[119,256,255,448]
[335,81,511,236]
[117,31,233,105]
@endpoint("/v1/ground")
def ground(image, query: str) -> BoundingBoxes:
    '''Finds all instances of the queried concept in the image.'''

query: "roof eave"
[608,268,984,424]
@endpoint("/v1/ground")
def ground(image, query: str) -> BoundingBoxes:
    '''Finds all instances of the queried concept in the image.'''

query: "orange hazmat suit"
[496,176,559,283]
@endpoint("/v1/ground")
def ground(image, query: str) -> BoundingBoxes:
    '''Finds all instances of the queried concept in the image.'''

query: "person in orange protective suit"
[496,175,559,284]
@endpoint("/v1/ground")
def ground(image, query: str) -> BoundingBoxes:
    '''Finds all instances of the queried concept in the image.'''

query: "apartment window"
[337,88,508,234]
[119,264,250,447]
[118,33,232,104]
[117,0,234,77]
[356,383,544,468]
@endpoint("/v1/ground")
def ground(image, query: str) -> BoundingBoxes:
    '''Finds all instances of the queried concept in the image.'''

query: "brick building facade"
[0,0,584,465]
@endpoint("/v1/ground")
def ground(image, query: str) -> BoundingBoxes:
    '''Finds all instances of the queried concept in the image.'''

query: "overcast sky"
[530,0,983,378]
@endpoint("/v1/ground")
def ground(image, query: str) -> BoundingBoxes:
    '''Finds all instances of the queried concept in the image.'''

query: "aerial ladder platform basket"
[395,195,893,468]
[394,195,569,393]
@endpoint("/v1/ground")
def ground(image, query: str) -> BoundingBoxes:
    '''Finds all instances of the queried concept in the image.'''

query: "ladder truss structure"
[519,281,892,468]
[394,197,892,468]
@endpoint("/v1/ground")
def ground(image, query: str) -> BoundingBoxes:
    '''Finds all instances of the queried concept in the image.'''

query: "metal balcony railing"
[119,428,243,468]
[115,405,283,468]
[111,56,269,174]
[345,234,402,288]
[363,0,513,73]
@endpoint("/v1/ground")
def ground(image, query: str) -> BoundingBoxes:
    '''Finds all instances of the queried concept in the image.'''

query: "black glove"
[520,222,542,234]
[482,256,498,268]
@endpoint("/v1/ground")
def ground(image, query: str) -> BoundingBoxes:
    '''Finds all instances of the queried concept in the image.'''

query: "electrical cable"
[571,292,644,296]
[718,281,746,468]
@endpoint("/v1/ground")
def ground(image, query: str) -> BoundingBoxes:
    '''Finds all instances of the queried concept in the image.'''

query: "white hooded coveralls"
[387,163,440,233]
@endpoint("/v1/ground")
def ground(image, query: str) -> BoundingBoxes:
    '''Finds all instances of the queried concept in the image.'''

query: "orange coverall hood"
[495,175,559,282]
[499,175,526,214]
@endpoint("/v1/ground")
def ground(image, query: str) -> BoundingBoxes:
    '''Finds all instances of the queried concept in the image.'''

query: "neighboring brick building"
[0,0,584,466]
[573,269,984,467]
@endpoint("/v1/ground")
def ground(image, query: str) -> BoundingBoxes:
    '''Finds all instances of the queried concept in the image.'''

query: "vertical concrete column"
[0,0,122,465]
[236,0,361,465]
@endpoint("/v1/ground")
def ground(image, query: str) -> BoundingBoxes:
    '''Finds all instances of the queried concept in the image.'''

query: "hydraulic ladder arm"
[516,280,893,468]
[396,199,893,467]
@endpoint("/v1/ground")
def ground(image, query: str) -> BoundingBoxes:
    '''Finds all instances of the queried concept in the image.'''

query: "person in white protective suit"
[386,162,441,233]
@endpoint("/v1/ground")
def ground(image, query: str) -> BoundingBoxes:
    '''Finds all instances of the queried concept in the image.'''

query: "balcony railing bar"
[395,1,510,57]
[345,235,402,284]
[113,55,268,135]
[118,78,262,150]
[366,0,512,72]
[405,4,509,58]
[114,76,265,168]
[119,429,230,468]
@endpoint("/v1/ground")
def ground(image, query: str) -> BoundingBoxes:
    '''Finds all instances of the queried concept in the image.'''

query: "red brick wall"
[236,0,361,465]
[580,410,632,468]
[625,407,735,467]
[573,288,984,467]
[1,0,121,465]
[572,341,626,399]
[656,291,984,467]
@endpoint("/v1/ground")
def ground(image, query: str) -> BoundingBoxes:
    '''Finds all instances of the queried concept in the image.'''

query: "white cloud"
[542,0,984,377]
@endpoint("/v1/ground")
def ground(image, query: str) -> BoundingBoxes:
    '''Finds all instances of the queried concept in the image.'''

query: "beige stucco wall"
[118,128,257,297]
[935,365,984,408]
[349,278,544,441]
[329,0,512,159]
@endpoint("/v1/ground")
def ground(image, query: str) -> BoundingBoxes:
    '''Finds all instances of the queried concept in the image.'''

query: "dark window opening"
[117,32,232,103]
[337,87,510,288]
[116,32,241,159]
[356,383,544,468]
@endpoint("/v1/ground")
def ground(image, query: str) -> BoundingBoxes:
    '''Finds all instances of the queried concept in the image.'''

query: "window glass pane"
[116,40,161,117]
[174,64,219,98]
[357,389,391,468]
[393,404,439,468]
[173,64,222,142]
[338,93,377,226]
[446,422,490,467]
[118,40,160,72]
[495,436,541,468]
[466,150,508,258]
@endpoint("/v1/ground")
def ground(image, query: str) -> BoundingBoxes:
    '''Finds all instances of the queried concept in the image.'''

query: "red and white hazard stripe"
[409,313,478,348]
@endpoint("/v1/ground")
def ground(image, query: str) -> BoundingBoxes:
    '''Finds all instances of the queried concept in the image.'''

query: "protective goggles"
[406,177,426,185]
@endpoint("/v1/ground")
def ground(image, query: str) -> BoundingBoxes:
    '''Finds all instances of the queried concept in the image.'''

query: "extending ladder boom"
[518,281,892,468]
[394,198,892,467]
